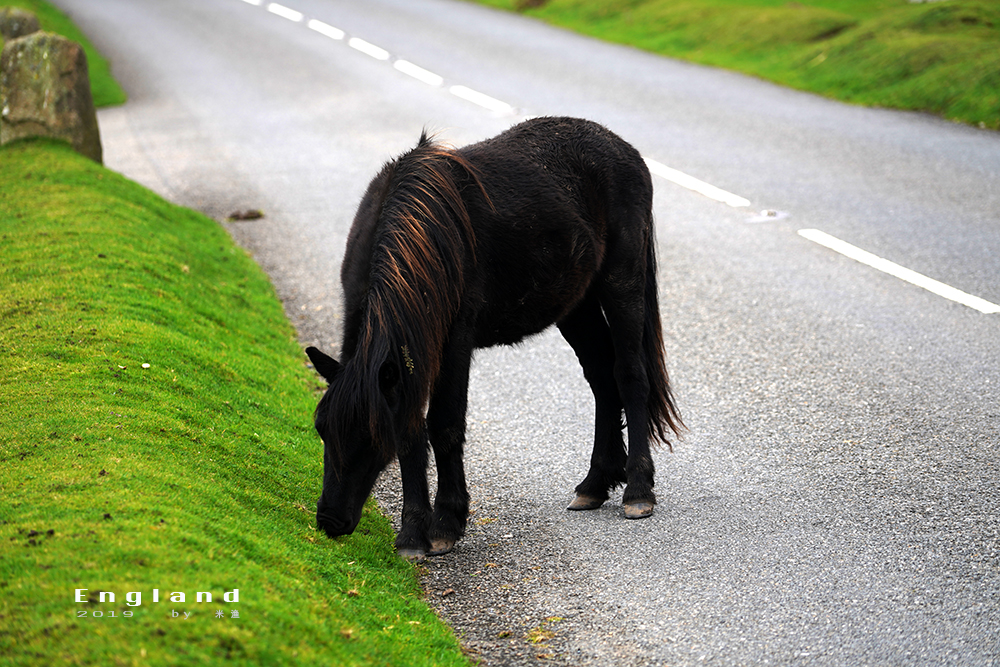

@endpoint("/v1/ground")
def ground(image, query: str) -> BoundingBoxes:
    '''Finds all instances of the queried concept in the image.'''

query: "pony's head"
[306,344,405,537]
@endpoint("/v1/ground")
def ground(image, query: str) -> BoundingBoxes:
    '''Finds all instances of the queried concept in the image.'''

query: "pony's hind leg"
[601,290,657,518]
[597,229,658,518]
[558,294,628,510]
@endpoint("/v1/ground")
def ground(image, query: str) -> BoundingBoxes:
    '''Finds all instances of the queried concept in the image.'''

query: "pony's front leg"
[425,333,474,556]
[395,430,433,559]
[428,430,469,556]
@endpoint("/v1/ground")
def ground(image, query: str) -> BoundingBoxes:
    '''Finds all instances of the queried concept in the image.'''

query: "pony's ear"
[306,347,341,382]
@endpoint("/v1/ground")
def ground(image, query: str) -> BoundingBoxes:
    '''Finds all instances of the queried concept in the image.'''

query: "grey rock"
[0,7,40,40]
[1,31,102,163]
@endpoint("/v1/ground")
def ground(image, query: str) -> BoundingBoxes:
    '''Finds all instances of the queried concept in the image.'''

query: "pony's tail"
[643,231,685,451]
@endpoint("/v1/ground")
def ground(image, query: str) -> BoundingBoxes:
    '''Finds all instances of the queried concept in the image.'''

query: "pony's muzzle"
[316,508,359,538]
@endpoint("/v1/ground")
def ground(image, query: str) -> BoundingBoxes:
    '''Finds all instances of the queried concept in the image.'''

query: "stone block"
[0,7,40,40]
[1,31,102,163]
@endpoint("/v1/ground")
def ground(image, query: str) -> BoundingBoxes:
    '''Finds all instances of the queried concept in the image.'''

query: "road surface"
[55,0,1000,664]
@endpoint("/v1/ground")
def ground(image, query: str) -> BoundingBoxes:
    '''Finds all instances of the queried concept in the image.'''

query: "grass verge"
[1,0,127,107]
[0,138,468,667]
[474,0,1000,129]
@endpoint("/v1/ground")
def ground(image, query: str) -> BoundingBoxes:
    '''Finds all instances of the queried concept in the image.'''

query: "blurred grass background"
[473,0,1000,129]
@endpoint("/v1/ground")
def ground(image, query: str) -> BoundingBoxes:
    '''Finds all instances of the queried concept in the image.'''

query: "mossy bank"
[474,0,1000,129]
[0,139,468,666]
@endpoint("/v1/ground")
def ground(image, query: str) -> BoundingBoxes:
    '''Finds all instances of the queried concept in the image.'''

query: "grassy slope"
[476,0,1000,129]
[1,0,126,107]
[0,139,467,667]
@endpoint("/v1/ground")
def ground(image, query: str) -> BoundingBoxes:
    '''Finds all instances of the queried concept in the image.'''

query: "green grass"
[0,139,468,667]
[475,0,1000,129]
[1,0,126,107]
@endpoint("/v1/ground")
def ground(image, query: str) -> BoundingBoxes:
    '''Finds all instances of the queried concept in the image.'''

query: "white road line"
[267,2,302,21]
[799,229,1000,314]
[644,158,751,208]
[394,60,444,87]
[449,85,513,114]
[246,0,517,114]
[348,37,390,61]
[307,19,344,40]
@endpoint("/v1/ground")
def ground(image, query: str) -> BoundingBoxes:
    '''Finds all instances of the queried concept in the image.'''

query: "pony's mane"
[344,134,483,453]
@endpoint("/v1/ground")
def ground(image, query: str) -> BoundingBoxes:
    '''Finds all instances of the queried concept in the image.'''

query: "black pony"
[307,117,683,559]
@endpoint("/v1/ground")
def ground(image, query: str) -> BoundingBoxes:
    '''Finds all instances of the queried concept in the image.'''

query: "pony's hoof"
[567,494,605,511]
[623,501,655,519]
[428,539,455,556]
[397,548,426,561]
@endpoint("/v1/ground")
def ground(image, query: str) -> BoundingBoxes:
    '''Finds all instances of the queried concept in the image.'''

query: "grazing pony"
[307,117,683,558]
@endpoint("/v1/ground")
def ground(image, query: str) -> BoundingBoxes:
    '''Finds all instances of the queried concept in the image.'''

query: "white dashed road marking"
[799,229,1000,314]
[306,19,344,41]
[448,85,514,114]
[348,37,390,61]
[644,158,750,208]
[267,3,303,22]
[394,60,444,87]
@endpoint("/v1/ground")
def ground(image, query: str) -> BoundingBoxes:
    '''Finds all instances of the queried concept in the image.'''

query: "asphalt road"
[55,0,1000,664]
